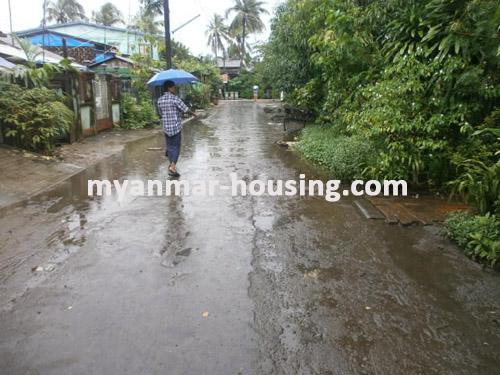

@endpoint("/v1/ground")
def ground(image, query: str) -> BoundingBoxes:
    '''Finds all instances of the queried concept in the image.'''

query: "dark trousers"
[165,132,182,164]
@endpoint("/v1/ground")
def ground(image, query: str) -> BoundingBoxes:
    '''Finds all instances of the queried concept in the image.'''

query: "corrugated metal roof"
[217,58,241,68]
[15,29,113,49]
[89,54,135,67]
[0,43,27,62]
[16,21,154,38]
[0,56,16,69]
[0,41,85,70]
[36,49,86,69]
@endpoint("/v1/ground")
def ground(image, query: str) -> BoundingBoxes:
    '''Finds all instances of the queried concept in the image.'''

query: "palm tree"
[15,36,43,64]
[46,0,86,24]
[206,14,231,61]
[92,3,123,26]
[131,12,162,35]
[140,0,163,17]
[225,0,268,66]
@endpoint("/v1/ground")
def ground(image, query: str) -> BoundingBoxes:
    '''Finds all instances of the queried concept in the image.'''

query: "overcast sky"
[0,0,283,56]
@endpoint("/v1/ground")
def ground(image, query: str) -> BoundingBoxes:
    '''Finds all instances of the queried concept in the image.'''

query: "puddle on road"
[0,127,203,291]
[1,104,500,374]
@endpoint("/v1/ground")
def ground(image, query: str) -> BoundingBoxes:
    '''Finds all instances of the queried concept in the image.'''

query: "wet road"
[1,101,500,374]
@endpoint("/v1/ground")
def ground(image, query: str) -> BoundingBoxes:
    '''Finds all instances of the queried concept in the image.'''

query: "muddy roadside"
[0,115,203,212]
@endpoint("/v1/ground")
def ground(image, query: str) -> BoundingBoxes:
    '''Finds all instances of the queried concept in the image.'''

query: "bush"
[449,160,500,215]
[185,83,211,109]
[0,83,73,152]
[176,57,222,106]
[297,126,375,180]
[120,93,157,130]
[262,0,500,197]
[445,211,500,268]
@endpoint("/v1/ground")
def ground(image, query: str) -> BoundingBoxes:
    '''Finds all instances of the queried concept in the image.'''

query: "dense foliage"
[122,53,222,129]
[176,57,223,107]
[445,211,500,268]
[0,83,73,152]
[227,62,278,99]
[120,92,157,130]
[262,0,500,215]
[262,0,500,265]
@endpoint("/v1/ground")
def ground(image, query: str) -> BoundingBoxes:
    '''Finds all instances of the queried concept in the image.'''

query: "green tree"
[226,0,268,65]
[46,0,86,24]
[92,2,123,26]
[0,84,73,152]
[131,11,162,35]
[261,0,499,199]
[140,0,163,17]
[15,37,43,64]
[206,14,232,60]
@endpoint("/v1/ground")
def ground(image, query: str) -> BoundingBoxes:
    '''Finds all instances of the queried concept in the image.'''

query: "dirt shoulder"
[0,114,202,212]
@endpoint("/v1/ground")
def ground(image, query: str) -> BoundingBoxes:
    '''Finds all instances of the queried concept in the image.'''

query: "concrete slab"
[353,199,385,220]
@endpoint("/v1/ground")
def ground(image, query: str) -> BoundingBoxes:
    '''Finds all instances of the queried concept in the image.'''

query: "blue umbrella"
[147,69,199,87]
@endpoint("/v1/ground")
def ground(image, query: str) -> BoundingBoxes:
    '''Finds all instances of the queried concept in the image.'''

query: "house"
[0,35,121,142]
[0,35,86,69]
[88,54,135,76]
[217,58,242,78]
[13,29,116,65]
[16,22,160,61]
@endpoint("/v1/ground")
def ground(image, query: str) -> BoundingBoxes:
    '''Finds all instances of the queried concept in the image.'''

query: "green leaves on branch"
[120,93,157,130]
[0,84,73,152]
[449,160,500,216]
[445,211,500,268]
[262,0,500,214]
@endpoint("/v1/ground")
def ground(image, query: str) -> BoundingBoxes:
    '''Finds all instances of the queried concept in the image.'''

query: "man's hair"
[164,80,176,90]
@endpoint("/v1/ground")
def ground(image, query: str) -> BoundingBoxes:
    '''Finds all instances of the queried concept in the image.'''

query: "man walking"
[157,80,196,177]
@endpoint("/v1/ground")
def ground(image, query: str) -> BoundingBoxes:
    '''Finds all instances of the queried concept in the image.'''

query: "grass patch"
[444,211,500,268]
[296,126,375,180]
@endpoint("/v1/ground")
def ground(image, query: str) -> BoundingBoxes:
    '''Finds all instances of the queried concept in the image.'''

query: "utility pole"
[7,0,14,45]
[163,0,172,69]
[42,0,47,63]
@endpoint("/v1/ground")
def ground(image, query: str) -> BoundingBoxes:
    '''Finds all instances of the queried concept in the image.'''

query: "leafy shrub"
[262,0,500,197]
[445,211,500,268]
[176,57,222,105]
[297,126,375,180]
[185,83,211,109]
[449,160,500,215]
[0,83,73,152]
[120,93,157,130]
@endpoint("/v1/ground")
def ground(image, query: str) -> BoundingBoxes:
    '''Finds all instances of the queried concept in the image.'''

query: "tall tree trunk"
[241,16,246,68]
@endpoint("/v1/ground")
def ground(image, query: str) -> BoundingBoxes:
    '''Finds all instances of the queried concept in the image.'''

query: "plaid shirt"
[157,92,189,136]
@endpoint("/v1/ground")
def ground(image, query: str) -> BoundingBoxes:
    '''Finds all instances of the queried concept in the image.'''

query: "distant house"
[217,58,241,78]
[0,35,85,69]
[16,22,160,61]
[12,29,113,65]
[88,54,135,76]
[0,34,122,142]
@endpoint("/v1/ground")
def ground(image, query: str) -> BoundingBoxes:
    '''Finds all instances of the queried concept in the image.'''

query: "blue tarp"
[29,33,94,48]
[95,53,115,63]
